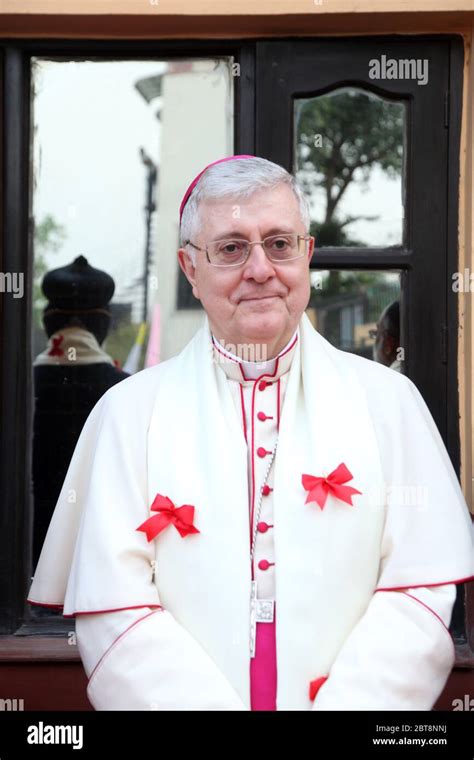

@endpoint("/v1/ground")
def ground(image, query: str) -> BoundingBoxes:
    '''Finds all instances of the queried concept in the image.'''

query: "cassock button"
[257,521,271,533]
[262,484,272,496]
[257,447,269,458]
[258,559,274,571]
[257,411,267,421]
[258,380,268,391]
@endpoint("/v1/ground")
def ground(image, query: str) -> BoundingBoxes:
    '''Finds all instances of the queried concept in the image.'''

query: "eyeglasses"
[184,233,313,268]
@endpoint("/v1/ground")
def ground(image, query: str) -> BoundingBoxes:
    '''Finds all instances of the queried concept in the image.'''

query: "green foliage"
[310,219,365,247]
[297,88,403,347]
[295,88,404,243]
[33,215,67,330]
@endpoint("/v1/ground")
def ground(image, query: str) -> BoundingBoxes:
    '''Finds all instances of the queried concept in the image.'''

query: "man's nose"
[241,242,275,279]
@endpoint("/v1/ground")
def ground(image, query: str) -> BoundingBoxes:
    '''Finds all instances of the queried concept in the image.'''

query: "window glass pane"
[306,270,402,370]
[294,88,406,248]
[30,58,233,618]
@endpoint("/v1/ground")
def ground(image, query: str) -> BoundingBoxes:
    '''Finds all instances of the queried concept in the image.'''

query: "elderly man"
[28,155,474,711]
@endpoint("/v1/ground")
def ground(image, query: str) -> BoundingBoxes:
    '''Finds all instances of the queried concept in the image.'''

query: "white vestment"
[27,311,474,710]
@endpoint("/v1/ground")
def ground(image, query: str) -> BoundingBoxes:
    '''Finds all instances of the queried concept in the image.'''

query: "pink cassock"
[251,607,277,710]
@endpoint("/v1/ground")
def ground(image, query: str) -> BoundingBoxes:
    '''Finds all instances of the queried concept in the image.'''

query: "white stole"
[145,311,385,707]
[29,309,474,709]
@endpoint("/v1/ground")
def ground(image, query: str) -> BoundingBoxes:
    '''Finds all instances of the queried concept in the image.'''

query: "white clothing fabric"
[28,311,474,709]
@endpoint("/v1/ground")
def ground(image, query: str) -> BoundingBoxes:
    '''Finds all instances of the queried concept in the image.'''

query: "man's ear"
[308,235,315,260]
[177,248,200,300]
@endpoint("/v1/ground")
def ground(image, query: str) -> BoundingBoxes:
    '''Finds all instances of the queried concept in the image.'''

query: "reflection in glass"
[305,270,402,370]
[29,58,234,619]
[294,87,406,248]
[32,255,130,577]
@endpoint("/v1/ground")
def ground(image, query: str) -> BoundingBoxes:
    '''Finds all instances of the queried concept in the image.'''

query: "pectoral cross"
[249,580,275,658]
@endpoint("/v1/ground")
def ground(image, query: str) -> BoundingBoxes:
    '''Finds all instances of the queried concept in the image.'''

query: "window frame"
[0,38,256,641]
[254,34,472,660]
[0,35,472,670]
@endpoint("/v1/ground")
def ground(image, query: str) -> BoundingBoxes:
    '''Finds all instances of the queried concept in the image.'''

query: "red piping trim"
[88,609,160,685]
[27,599,63,608]
[239,362,279,383]
[280,333,298,356]
[239,384,248,444]
[375,574,474,592]
[399,591,455,660]
[374,589,456,660]
[277,378,281,430]
[211,333,298,382]
[212,335,298,372]
[212,338,239,364]
[250,381,257,571]
[27,600,162,617]
[69,605,162,618]
[238,334,298,382]
[400,592,452,636]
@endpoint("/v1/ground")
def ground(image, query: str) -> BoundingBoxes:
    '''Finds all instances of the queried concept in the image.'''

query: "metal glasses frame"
[184,234,314,267]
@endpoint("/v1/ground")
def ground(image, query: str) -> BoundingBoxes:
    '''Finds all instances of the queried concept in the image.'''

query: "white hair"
[179,156,310,265]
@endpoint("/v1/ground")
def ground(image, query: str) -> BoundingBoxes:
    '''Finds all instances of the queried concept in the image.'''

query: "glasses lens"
[209,239,248,266]
[263,234,301,261]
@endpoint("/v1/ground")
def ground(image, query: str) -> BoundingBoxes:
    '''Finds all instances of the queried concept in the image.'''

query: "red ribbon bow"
[302,462,362,510]
[309,675,328,702]
[48,334,64,357]
[136,493,200,543]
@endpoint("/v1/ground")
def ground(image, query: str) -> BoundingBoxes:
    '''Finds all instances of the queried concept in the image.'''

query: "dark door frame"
[0,35,471,665]
[256,34,469,647]
[0,38,256,638]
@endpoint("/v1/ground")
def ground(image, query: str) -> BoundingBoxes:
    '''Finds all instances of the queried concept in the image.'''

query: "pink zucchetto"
[179,154,256,223]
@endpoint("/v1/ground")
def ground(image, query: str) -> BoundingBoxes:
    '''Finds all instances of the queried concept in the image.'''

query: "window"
[0,36,471,673]
[257,35,469,646]
[0,40,250,638]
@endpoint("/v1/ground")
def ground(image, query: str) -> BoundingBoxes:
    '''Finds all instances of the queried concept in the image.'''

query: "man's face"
[178,183,314,357]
